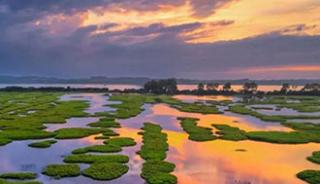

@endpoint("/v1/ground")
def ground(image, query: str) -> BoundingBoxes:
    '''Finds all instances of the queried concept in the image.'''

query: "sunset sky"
[0,0,320,79]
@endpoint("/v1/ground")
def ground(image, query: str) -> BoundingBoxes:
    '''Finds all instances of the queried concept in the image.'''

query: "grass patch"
[213,124,247,141]
[72,145,122,154]
[82,163,128,180]
[141,161,177,184]
[64,154,129,164]
[0,139,12,146]
[138,123,169,161]
[42,164,80,179]
[307,151,320,164]
[0,130,55,140]
[0,173,36,180]
[179,117,216,141]
[138,123,177,184]
[88,118,120,128]
[297,170,320,184]
[0,179,42,184]
[54,128,103,139]
[28,140,57,148]
[102,129,119,136]
[104,137,136,147]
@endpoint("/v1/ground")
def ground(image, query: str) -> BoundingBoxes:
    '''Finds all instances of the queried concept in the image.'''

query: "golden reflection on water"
[173,95,234,102]
[118,126,320,184]
[166,131,320,184]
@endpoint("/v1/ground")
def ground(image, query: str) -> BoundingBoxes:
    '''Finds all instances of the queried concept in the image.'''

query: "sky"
[0,0,320,79]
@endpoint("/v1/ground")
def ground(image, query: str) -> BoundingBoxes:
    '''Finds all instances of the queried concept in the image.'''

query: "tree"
[223,82,232,92]
[280,83,290,93]
[197,83,205,92]
[303,83,320,92]
[206,83,219,91]
[144,78,177,94]
[243,82,258,94]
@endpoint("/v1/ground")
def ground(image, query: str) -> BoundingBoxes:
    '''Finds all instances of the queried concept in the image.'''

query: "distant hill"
[0,76,319,85]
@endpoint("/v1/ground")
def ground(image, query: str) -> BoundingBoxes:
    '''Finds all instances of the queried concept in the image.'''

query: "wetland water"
[0,93,319,184]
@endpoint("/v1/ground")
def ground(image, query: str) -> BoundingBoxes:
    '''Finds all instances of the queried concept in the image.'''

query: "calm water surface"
[0,93,319,184]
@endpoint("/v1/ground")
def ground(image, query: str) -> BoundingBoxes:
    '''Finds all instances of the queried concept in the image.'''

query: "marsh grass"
[0,173,37,180]
[82,163,129,180]
[0,179,42,184]
[42,164,80,179]
[54,128,103,139]
[28,140,57,148]
[213,124,247,141]
[88,118,120,128]
[63,154,129,164]
[104,137,136,147]
[179,117,216,141]
[307,151,320,164]
[297,170,320,184]
[139,123,177,184]
[72,145,122,154]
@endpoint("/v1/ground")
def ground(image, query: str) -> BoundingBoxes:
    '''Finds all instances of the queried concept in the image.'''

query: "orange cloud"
[32,0,320,43]
[233,65,320,73]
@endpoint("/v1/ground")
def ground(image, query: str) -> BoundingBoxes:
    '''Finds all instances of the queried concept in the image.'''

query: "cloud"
[189,0,236,17]
[0,0,319,79]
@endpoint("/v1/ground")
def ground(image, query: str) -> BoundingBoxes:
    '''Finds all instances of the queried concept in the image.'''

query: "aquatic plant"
[72,145,122,154]
[64,154,129,164]
[0,172,37,180]
[42,164,80,178]
[297,170,320,184]
[82,163,129,180]
[54,128,103,139]
[104,137,136,147]
[179,117,216,141]
[138,123,177,184]
[28,140,57,148]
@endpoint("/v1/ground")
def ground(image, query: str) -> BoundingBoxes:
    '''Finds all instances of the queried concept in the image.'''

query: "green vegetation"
[211,123,320,144]
[139,123,177,184]
[307,151,320,164]
[88,117,120,128]
[72,145,122,154]
[104,137,136,147]
[141,161,177,184]
[0,179,42,184]
[64,154,129,164]
[28,140,57,148]
[245,131,314,144]
[42,164,80,179]
[0,92,89,145]
[179,117,216,141]
[108,94,146,119]
[247,96,320,113]
[0,173,36,180]
[229,105,320,122]
[108,94,221,119]
[0,130,55,141]
[297,170,320,184]
[213,124,247,141]
[0,138,12,146]
[82,163,129,180]
[54,128,103,139]
[139,123,169,161]
[102,129,119,136]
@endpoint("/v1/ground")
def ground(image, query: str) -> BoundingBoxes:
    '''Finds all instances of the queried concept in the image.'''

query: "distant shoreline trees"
[1,79,320,96]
